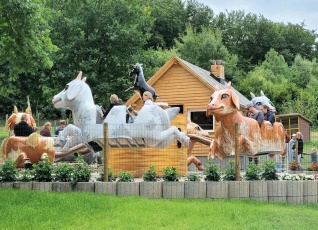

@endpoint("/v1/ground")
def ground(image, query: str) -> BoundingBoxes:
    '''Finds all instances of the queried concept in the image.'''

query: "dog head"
[206,82,240,118]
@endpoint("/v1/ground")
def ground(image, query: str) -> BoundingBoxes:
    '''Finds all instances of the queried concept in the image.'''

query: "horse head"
[129,63,143,79]
[250,91,276,113]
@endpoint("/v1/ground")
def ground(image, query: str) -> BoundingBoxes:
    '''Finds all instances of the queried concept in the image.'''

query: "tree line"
[0,0,317,124]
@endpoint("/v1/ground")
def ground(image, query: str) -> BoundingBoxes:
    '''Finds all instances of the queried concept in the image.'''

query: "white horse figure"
[52,71,190,153]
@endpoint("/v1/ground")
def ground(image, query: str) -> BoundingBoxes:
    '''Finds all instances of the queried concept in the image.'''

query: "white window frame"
[188,109,214,132]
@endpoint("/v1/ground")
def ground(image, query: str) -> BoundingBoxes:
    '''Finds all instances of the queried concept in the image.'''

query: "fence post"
[234,123,240,181]
[103,122,109,182]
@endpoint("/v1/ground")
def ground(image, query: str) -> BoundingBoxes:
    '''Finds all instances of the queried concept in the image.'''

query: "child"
[311,148,317,163]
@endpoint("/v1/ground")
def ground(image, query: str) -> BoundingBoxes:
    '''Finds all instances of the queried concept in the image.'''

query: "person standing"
[260,104,275,125]
[40,122,52,137]
[296,132,304,163]
[55,120,67,136]
[288,134,297,163]
[14,114,35,136]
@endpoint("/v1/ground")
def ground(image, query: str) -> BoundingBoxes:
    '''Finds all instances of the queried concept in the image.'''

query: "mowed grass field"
[0,189,317,230]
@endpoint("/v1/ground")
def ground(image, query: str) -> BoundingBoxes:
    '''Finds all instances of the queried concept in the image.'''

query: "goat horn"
[250,92,256,98]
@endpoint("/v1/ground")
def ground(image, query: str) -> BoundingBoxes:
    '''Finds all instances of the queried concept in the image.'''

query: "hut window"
[188,110,214,131]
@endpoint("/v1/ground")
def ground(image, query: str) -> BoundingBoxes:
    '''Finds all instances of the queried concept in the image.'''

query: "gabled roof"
[275,113,312,125]
[126,56,250,107]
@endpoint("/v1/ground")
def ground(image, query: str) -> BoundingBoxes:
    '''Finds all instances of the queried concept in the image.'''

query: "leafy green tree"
[184,0,214,32]
[175,26,238,81]
[145,0,186,49]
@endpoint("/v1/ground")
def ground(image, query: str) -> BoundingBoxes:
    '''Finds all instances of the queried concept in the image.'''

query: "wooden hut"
[108,56,250,176]
[275,113,312,141]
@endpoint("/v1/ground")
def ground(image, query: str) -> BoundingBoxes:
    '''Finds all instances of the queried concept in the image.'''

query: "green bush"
[162,166,179,181]
[117,170,134,182]
[142,165,157,182]
[18,169,34,182]
[54,163,73,182]
[204,159,221,181]
[187,173,201,181]
[260,160,279,180]
[97,167,115,182]
[0,158,18,182]
[33,156,53,182]
[222,160,236,181]
[245,163,261,180]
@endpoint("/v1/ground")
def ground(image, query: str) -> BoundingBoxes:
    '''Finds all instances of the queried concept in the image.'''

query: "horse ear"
[82,77,87,82]
[187,118,192,124]
[250,92,256,98]
[260,90,265,96]
[131,64,135,67]
[226,81,232,89]
[76,71,82,80]
[14,105,18,114]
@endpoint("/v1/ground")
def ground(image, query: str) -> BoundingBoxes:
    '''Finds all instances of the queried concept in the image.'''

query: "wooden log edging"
[1,181,318,204]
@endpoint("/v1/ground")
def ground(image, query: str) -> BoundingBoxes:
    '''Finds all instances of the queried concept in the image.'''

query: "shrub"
[309,163,318,171]
[162,166,179,181]
[203,159,221,181]
[187,173,201,181]
[54,163,73,182]
[97,167,115,182]
[18,169,34,182]
[281,173,315,181]
[142,165,157,182]
[72,155,91,183]
[260,160,279,180]
[222,160,236,181]
[0,158,18,182]
[33,156,53,182]
[117,170,134,182]
[245,163,261,181]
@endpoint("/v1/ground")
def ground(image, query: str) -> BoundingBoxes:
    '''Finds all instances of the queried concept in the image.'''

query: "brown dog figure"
[206,82,286,159]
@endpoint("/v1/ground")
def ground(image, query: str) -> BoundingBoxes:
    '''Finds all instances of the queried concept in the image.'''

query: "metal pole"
[234,123,240,181]
[103,122,109,182]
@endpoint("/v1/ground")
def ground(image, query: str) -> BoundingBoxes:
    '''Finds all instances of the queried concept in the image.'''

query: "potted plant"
[204,159,227,199]
[0,158,17,188]
[14,169,33,190]
[52,163,74,192]
[245,163,267,201]
[162,166,184,198]
[117,170,139,196]
[72,155,93,192]
[140,165,162,198]
[289,161,301,171]
[95,167,116,195]
[32,155,53,191]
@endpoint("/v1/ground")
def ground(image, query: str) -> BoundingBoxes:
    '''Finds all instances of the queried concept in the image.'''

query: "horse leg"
[153,127,190,148]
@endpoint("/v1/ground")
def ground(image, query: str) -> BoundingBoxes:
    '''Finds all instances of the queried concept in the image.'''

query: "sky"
[197,0,318,31]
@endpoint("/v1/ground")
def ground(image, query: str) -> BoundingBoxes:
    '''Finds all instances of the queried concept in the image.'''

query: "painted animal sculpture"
[5,106,36,132]
[126,63,159,101]
[206,82,286,159]
[250,91,276,113]
[52,72,190,151]
[186,121,210,171]
[0,133,55,168]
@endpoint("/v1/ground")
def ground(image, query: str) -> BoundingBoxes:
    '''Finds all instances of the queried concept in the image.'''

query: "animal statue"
[5,106,36,133]
[250,91,276,113]
[186,120,210,171]
[126,63,159,101]
[52,71,190,152]
[0,133,55,168]
[206,82,286,160]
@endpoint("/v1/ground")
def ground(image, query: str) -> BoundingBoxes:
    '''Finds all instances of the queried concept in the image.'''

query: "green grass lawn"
[0,189,317,229]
